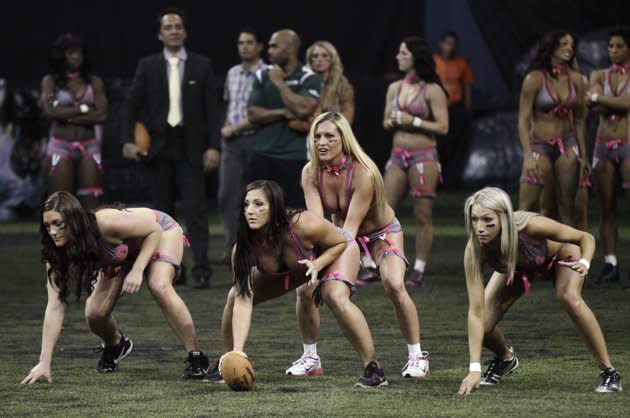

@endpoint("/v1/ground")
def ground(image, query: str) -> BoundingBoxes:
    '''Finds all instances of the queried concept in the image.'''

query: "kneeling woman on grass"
[21,191,209,384]
[458,187,621,395]
[216,180,387,387]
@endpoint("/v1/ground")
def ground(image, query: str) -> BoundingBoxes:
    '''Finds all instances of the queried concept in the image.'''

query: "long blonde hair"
[464,187,537,281]
[308,112,387,211]
[305,41,348,111]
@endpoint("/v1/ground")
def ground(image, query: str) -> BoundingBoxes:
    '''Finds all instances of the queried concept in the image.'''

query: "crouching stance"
[458,187,621,395]
[215,180,387,387]
[21,191,209,384]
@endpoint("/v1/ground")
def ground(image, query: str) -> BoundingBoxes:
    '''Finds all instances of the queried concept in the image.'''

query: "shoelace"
[484,358,499,377]
[600,370,616,385]
[406,352,429,369]
[292,355,317,366]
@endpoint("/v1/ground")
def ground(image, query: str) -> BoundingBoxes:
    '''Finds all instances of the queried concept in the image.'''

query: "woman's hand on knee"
[557,259,589,277]
[298,259,321,286]
[122,268,143,294]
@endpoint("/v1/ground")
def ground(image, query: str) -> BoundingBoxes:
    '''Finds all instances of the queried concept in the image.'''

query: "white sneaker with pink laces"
[286,354,323,376]
[402,351,430,378]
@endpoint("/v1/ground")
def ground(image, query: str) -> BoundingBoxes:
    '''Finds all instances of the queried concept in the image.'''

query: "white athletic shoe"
[402,351,430,378]
[286,354,323,376]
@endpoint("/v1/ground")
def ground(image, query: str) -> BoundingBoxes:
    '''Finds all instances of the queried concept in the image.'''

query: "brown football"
[219,351,255,391]
[134,122,151,152]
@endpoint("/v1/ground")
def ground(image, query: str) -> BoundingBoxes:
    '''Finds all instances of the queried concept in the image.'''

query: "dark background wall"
[1,0,425,81]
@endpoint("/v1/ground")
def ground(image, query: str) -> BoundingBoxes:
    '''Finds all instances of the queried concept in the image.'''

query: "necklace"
[322,155,350,176]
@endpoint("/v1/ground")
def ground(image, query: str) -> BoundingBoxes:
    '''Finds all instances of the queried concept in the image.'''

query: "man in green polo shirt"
[246,29,322,208]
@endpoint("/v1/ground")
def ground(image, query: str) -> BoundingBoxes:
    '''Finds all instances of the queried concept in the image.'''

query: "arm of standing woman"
[21,275,67,384]
[66,76,108,125]
[301,163,325,218]
[586,70,608,114]
[394,84,449,135]
[382,82,397,130]
[295,211,347,284]
[572,73,590,176]
[96,209,162,294]
[339,80,355,125]
[518,72,542,179]
[458,242,485,395]
[341,166,373,238]
[524,215,595,276]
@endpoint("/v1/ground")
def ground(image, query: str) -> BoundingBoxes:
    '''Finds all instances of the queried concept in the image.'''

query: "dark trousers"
[245,152,306,209]
[148,126,210,277]
[437,101,471,189]
[217,133,255,255]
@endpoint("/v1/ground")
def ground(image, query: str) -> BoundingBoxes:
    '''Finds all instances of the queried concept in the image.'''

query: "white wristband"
[396,111,401,125]
[590,93,598,103]
[578,258,590,270]
[413,117,423,127]
[469,362,482,372]
[80,104,89,114]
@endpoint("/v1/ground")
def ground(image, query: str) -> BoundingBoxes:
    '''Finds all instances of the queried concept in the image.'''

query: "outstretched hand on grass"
[458,372,480,395]
[21,362,52,384]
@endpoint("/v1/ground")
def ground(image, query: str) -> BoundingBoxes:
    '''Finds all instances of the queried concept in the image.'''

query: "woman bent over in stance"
[458,187,621,395]
[290,113,429,379]
[518,30,589,226]
[21,192,209,384]
[212,180,387,387]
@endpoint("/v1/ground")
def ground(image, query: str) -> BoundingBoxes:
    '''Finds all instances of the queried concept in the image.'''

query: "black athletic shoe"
[622,271,630,289]
[354,361,388,388]
[595,368,622,393]
[96,333,133,373]
[480,348,519,385]
[356,267,380,285]
[183,351,209,379]
[598,263,619,283]
[204,360,224,383]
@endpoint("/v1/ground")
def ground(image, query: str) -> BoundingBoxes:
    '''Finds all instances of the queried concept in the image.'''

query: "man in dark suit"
[122,8,219,289]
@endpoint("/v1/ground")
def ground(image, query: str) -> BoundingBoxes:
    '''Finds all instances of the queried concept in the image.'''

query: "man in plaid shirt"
[218,27,265,264]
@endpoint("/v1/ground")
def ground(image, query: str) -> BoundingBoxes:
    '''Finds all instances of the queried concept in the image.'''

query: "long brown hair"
[41,191,101,303]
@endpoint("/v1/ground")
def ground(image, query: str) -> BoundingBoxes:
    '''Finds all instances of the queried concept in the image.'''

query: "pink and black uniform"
[592,63,630,189]
[317,157,409,286]
[386,79,442,198]
[253,220,338,298]
[484,231,574,293]
[46,82,102,197]
[521,69,580,185]
[99,210,188,280]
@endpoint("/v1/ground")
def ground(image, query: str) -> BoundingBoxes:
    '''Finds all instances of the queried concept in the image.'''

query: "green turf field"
[1,193,628,417]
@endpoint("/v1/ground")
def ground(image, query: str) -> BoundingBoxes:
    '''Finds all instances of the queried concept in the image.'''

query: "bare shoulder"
[350,164,373,188]
[301,161,317,181]
[426,82,447,99]
[291,210,326,237]
[521,214,555,236]
[41,74,55,89]
[387,80,402,94]
[523,71,543,89]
